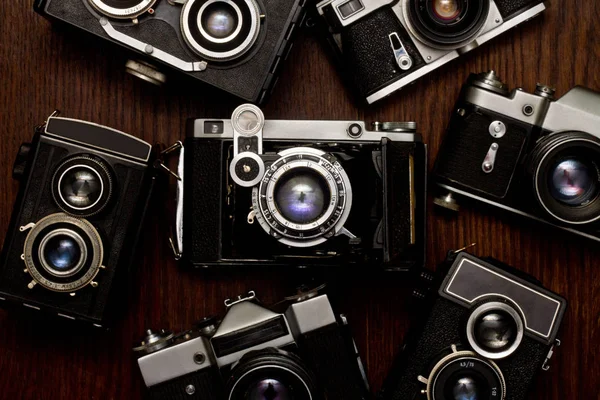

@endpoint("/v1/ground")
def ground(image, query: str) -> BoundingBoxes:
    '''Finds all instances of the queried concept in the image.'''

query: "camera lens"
[406,0,489,49]
[88,0,156,18]
[432,0,462,23]
[201,2,239,39]
[274,168,330,224]
[52,156,113,217]
[548,158,598,206]
[60,166,103,209]
[444,372,489,400]
[466,302,523,359]
[181,0,262,62]
[43,234,82,272]
[247,379,292,400]
[473,309,518,353]
[227,349,317,400]
[529,131,600,225]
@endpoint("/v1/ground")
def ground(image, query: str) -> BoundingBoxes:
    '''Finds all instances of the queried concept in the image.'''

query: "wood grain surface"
[0,0,599,398]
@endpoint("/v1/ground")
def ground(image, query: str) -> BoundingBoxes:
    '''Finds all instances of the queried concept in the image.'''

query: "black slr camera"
[134,290,370,399]
[0,112,155,327]
[34,0,306,104]
[314,0,546,104]
[379,251,566,400]
[174,104,427,271]
[434,71,600,243]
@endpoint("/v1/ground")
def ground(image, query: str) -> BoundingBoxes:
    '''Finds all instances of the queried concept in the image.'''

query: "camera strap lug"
[224,291,256,308]
[542,338,561,371]
[155,141,184,260]
[35,110,60,132]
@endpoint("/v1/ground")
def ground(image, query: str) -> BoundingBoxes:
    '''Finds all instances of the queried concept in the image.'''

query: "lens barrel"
[529,131,600,225]
[405,0,490,49]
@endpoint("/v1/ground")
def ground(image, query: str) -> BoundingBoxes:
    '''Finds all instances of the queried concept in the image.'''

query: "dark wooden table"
[1,1,598,399]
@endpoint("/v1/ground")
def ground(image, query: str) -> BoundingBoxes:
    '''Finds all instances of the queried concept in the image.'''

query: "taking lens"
[406,0,489,49]
[201,2,239,39]
[246,379,292,400]
[60,166,103,209]
[548,158,598,206]
[274,168,330,225]
[43,234,82,272]
[473,309,518,353]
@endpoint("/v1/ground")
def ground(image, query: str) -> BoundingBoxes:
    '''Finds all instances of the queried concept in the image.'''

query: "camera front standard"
[172,104,427,271]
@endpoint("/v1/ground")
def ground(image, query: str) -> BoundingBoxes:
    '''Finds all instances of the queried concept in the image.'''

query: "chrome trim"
[57,165,105,212]
[99,18,208,72]
[437,183,600,242]
[88,0,156,19]
[466,301,525,360]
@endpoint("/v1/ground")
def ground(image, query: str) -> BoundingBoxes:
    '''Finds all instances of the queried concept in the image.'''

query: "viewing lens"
[60,166,103,209]
[473,309,518,353]
[201,2,239,38]
[246,379,292,400]
[432,0,462,22]
[274,168,330,224]
[43,235,83,272]
[549,158,598,206]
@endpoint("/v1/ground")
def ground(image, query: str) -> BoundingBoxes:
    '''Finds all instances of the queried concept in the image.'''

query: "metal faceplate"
[138,335,213,387]
[439,252,567,344]
[542,86,600,137]
[211,299,296,367]
[284,294,337,336]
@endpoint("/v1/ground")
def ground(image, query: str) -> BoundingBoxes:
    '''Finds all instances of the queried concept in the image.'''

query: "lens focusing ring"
[22,213,104,293]
[466,302,524,359]
[426,349,506,400]
[87,0,157,18]
[226,348,317,400]
[181,0,262,61]
[251,147,353,248]
[529,131,600,225]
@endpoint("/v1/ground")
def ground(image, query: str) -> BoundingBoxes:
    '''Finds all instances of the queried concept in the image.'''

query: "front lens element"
[247,379,292,400]
[43,235,82,271]
[432,0,461,22]
[201,2,239,38]
[274,168,330,224]
[445,372,489,400]
[473,310,518,353]
[60,166,103,209]
[549,158,598,206]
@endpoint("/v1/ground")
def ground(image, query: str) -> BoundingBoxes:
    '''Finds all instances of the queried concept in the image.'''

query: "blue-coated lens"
[43,235,82,271]
[274,169,329,225]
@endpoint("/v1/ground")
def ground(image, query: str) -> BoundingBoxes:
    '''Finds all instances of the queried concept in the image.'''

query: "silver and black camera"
[34,0,306,104]
[378,250,566,400]
[433,71,600,243]
[134,290,370,399]
[173,104,427,270]
[315,0,546,104]
[0,112,155,327]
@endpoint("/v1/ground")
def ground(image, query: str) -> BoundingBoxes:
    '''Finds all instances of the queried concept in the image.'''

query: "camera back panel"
[0,118,154,326]
[35,0,306,103]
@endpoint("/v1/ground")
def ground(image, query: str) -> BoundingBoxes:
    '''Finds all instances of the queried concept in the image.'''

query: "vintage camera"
[378,251,567,400]
[34,0,306,104]
[315,0,546,104]
[172,104,427,270]
[433,71,600,243]
[0,112,155,327]
[134,289,370,399]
